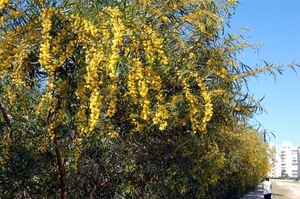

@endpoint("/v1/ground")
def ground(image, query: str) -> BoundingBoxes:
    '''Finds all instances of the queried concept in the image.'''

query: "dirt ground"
[271,179,300,199]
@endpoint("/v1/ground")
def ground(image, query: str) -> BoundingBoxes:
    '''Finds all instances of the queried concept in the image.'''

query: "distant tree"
[281,169,288,178]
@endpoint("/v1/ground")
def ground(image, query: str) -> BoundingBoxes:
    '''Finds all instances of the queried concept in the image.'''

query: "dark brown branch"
[53,129,67,199]
[47,98,67,199]
[0,98,13,140]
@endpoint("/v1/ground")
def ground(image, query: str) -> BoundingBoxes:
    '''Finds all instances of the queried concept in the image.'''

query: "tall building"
[279,142,299,178]
[268,142,300,178]
[298,147,300,178]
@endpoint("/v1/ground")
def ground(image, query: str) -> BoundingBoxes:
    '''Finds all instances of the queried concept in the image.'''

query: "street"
[241,179,300,199]
[271,179,300,199]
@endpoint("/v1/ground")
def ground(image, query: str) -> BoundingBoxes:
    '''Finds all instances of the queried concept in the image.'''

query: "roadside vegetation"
[0,0,297,198]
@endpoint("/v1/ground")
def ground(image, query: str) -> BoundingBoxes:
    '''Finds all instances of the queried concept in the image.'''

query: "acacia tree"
[0,0,291,198]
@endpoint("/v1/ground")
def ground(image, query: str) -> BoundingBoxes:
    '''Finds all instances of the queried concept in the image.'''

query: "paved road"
[241,179,300,199]
[241,184,264,199]
[271,179,300,199]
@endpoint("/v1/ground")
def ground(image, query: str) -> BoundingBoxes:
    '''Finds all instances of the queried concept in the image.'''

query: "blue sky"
[228,0,300,147]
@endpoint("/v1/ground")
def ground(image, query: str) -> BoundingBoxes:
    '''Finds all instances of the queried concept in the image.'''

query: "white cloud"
[281,141,294,148]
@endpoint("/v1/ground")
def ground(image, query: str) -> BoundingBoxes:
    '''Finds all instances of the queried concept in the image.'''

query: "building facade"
[298,147,300,178]
[269,142,300,178]
[279,142,299,178]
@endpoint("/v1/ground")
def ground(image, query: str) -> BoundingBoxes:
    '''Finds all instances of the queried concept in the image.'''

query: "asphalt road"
[241,179,300,199]
[271,179,300,199]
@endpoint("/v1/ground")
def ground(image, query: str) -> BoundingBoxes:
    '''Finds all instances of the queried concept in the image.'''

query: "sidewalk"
[241,184,264,199]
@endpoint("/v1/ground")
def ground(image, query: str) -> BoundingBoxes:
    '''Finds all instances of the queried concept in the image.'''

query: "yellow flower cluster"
[87,91,103,134]
[70,14,107,134]
[108,131,118,138]
[0,3,226,141]
[75,104,88,133]
[202,91,213,121]
[178,72,200,133]
[6,86,17,105]
[74,76,89,134]
[153,104,168,131]
[106,85,118,117]
[125,185,132,194]
[47,110,65,138]
[141,99,150,120]
[139,77,151,120]
[73,7,125,134]
[186,90,200,133]
[151,75,162,92]
[0,34,14,72]
[37,137,49,152]
[139,80,148,98]
[227,0,236,6]
[0,0,9,10]
[211,89,225,98]
[207,58,228,79]
[183,7,224,36]
[142,25,169,67]
[126,58,143,104]
[70,15,91,44]
[72,137,82,170]
[106,98,117,117]
[178,70,214,134]
[129,113,144,133]
[161,15,168,23]
[39,40,51,67]
[124,163,136,172]
[197,77,213,133]
[124,27,169,129]
[83,55,105,134]
[36,92,55,117]
[69,6,174,134]
[72,146,81,170]
[11,10,19,18]
[82,19,99,39]
[0,16,5,26]
[39,7,65,101]
[12,46,28,88]
[133,65,151,119]
[106,7,125,78]
[85,46,104,91]
[39,7,54,70]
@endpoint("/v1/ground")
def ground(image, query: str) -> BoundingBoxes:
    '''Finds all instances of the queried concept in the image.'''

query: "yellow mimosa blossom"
[109,131,118,138]
[227,0,236,6]
[0,0,9,9]
[125,186,131,194]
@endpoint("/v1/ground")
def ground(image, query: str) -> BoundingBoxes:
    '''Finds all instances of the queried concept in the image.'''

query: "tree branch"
[47,98,67,198]
[0,98,13,140]
[53,129,67,199]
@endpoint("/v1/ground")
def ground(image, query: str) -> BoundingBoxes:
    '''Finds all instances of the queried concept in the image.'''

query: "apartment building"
[298,147,300,178]
[268,142,299,178]
[280,142,299,178]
